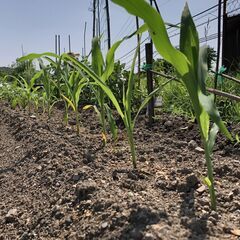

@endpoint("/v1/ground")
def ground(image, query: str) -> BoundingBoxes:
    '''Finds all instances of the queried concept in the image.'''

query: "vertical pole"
[55,35,57,62]
[105,0,111,49]
[136,17,141,82]
[21,44,24,57]
[93,0,96,38]
[97,0,101,37]
[58,35,61,55]
[146,0,154,125]
[214,0,222,99]
[222,0,228,70]
[68,35,71,53]
[84,22,87,57]
[55,35,57,55]
[145,43,154,125]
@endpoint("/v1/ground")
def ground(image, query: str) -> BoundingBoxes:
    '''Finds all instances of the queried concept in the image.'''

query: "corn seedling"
[62,38,158,168]
[61,70,88,134]
[89,37,123,143]
[112,0,233,209]
[18,53,63,118]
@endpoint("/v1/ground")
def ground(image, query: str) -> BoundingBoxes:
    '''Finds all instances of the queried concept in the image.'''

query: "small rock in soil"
[5,208,18,223]
[164,120,173,128]
[101,222,108,229]
[188,140,197,149]
[83,151,95,164]
[230,229,240,236]
[75,180,97,200]
[139,155,147,162]
[64,216,73,226]
[20,232,30,240]
[195,146,204,153]
[196,185,206,193]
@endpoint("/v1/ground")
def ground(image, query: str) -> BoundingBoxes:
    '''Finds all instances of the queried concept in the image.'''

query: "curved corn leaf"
[198,92,233,141]
[199,108,210,141]
[112,0,189,76]
[208,124,219,155]
[203,176,212,188]
[83,104,93,110]
[125,33,140,126]
[126,23,148,39]
[61,94,76,112]
[18,52,58,62]
[62,53,124,119]
[105,104,118,141]
[133,87,159,129]
[30,70,43,89]
[102,40,123,82]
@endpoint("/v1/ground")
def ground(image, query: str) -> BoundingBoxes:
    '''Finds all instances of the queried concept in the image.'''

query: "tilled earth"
[0,102,239,240]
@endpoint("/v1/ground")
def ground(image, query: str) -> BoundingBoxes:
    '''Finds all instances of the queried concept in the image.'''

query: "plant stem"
[100,91,106,141]
[75,108,80,135]
[204,142,216,210]
[127,127,137,168]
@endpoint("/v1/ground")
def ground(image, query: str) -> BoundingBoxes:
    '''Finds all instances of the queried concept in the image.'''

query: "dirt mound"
[0,102,239,239]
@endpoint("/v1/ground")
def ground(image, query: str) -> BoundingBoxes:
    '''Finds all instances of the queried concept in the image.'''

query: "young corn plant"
[18,53,61,118]
[61,70,87,134]
[89,37,123,144]
[112,0,233,209]
[62,40,158,168]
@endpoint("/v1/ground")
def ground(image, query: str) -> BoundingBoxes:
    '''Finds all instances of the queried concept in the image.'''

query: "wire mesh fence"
[226,0,240,17]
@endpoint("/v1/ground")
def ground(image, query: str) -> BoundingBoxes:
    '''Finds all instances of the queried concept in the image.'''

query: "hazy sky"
[0,0,219,67]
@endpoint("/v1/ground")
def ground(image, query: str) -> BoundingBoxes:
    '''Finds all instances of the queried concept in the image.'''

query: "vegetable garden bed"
[0,102,239,239]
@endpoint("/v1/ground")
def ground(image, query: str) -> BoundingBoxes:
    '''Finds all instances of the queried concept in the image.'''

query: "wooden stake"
[145,43,154,125]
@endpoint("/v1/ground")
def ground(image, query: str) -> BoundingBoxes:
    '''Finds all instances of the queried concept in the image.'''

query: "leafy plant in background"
[6,71,42,114]
[112,0,232,209]
[0,80,27,109]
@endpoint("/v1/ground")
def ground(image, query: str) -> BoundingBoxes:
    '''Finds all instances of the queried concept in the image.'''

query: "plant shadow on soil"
[179,178,208,240]
[119,206,168,239]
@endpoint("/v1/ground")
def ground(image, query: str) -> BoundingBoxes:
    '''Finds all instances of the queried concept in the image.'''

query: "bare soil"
[0,102,239,240]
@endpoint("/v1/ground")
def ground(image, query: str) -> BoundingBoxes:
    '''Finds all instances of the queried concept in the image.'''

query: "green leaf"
[125,32,140,126]
[105,104,118,141]
[198,91,233,141]
[236,133,240,143]
[208,124,219,155]
[62,53,124,119]
[112,0,189,76]
[180,3,199,79]
[102,40,123,81]
[61,94,75,111]
[199,109,209,141]
[92,37,104,77]
[126,23,149,39]
[133,87,159,128]
[30,70,43,89]
[75,80,87,105]
[83,104,93,110]
[198,46,208,94]
[203,176,212,188]
[18,52,58,62]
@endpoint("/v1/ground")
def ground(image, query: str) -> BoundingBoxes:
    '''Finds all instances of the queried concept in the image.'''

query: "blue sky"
[0,0,219,67]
